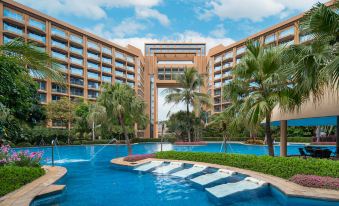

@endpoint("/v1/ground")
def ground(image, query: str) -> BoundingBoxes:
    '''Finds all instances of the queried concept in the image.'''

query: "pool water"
[18,143,336,206]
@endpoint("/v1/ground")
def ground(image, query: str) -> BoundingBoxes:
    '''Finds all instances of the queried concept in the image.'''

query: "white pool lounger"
[171,164,207,178]
[153,162,184,174]
[191,169,236,186]
[206,177,268,200]
[133,161,164,172]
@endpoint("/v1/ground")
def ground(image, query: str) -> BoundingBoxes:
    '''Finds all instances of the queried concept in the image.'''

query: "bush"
[15,142,32,147]
[0,166,45,197]
[290,174,339,190]
[155,151,339,179]
[131,137,176,144]
[27,126,69,146]
[1,145,43,167]
[244,139,264,145]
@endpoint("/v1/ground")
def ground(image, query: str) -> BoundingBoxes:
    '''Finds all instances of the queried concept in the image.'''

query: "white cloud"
[135,7,170,26]
[112,19,146,38]
[198,0,328,22]
[17,0,166,21]
[209,24,227,38]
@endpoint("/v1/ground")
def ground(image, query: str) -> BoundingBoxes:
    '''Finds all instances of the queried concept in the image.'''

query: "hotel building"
[0,0,334,138]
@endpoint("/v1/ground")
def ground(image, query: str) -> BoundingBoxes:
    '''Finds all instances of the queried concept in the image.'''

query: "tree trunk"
[186,103,191,142]
[119,115,132,155]
[223,134,227,153]
[67,121,71,145]
[265,114,274,156]
[92,121,95,141]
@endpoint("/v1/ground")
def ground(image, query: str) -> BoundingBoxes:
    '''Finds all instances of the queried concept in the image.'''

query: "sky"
[17,0,327,120]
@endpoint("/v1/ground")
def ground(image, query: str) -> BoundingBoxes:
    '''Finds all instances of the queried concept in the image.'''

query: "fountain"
[89,138,118,161]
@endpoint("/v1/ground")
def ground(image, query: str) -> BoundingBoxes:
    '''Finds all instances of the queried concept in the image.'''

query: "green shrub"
[15,142,32,147]
[155,151,339,179]
[132,137,176,144]
[244,139,264,145]
[0,166,45,197]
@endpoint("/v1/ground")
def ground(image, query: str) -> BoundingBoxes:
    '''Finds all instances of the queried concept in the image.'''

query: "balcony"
[102,66,112,73]
[87,71,99,80]
[214,56,222,64]
[236,47,246,56]
[28,32,46,44]
[87,41,99,51]
[51,27,67,40]
[52,40,67,51]
[126,65,134,72]
[88,91,99,99]
[279,27,294,39]
[223,52,233,60]
[52,51,67,61]
[87,62,99,70]
[265,34,276,45]
[70,57,83,66]
[102,75,112,83]
[126,56,134,64]
[102,47,112,56]
[102,57,112,65]
[87,52,100,61]
[115,70,125,77]
[88,81,100,89]
[70,46,83,56]
[70,87,84,96]
[115,52,125,60]
[70,35,83,45]
[223,79,232,86]
[127,74,135,80]
[70,77,84,86]
[3,8,24,22]
[28,18,46,32]
[3,22,23,36]
[70,67,83,76]
[115,61,125,69]
[214,82,222,88]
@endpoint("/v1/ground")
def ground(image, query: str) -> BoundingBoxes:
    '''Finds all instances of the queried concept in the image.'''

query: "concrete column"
[280,120,287,157]
[336,116,339,158]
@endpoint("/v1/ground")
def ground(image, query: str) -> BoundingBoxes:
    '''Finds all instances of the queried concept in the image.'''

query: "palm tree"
[87,104,107,141]
[0,38,63,82]
[163,67,211,142]
[98,83,148,155]
[224,41,301,156]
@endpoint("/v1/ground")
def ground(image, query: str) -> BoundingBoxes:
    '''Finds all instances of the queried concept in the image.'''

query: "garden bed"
[123,154,155,162]
[155,151,339,179]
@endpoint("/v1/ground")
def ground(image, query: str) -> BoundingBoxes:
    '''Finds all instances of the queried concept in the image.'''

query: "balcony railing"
[3,23,23,34]
[102,67,112,73]
[70,57,83,65]
[51,27,66,38]
[4,8,23,22]
[28,32,46,43]
[29,18,46,31]
[70,46,82,54]
[279,27,294,38]
[70,35,83,44]
[102,47,112,55]
[52,40,67,49]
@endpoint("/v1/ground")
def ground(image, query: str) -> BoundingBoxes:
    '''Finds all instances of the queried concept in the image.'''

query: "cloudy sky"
[17,0,327,120]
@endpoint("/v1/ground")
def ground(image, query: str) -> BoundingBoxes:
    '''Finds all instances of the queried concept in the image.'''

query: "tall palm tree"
[0,38,63,82]
[163,67,211,142]
[224,41,301,156]
[98,83,148,155]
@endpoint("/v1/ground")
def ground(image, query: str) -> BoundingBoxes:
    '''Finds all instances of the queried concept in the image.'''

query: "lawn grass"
[0,166,45,197]
[155,151,339,179]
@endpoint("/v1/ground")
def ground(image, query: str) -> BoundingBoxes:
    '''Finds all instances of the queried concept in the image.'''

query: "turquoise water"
[18,143,337,206]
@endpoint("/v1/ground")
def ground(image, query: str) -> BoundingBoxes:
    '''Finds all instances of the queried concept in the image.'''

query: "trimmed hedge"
[0,166,45,197]
[155,151,339,179]
[131,138,176,144]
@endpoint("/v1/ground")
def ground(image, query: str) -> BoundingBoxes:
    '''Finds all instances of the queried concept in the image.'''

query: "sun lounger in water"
[133,161,163,172]
[152,162,183,174]
[171,164,207,178]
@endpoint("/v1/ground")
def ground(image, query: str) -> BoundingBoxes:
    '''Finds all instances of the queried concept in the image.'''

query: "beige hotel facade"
[0,0,334,138]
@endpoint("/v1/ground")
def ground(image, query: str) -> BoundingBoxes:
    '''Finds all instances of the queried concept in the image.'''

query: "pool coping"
[111,157,339,202]
[0,166,67,206]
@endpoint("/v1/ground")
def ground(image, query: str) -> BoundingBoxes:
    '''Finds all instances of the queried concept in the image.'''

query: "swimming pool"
[18,143,336,206]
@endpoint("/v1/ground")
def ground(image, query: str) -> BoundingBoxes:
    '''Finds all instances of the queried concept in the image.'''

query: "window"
[102,47,112,55]
[115,78,124,84]
[102,66,111,73]
[51,27,66,37]
[214,56,222,63]
[28,31,46,42]
[224,51,233,59]
[3,22,23,34]
[70,67,83,76]
[115,52,124,59]
[88,71,99,79]
[70,77,84,86]
[29,18,45,30]
[115,61,124,68]
[3,35,13,44]
[37,81,46,90]
[158,68,164,80]
[87,51,99,59]
[70,46,82,54]
[39,93,46,103]
[52,51,67,59]
[70,56,83,65]
[126,56,134,63]
[127,74,134,79]
[52,40,66,49]
[88,90,99,99]
[102,75,112,82]
[52,95,61,102]
[70,87,83,96]
[87,41,99,50]
[70,34,82,44]
[223,79,232,85]
[265,34,275,44]
[102,57,112,64]
[215,65,221,71]
[115,70,125,77]
[127,65,134,72]
[87,61,99,70]
[55,64,67,72]
[214,82,221,87]
[214,73,221,79]
[280,27,294,38]
[52,83,67,93]
[88,81,100,89]
[223,70,231,77]
[236,46,246,55]
[127,81,134,88]
[214,89,221,96]
[3,8,23,21]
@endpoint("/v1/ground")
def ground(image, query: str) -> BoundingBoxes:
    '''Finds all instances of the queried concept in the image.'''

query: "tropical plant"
[163,67,211,142]
[74,102,91,140]
[166,111,195,140]
[87,103,107,141]
[224,41,301,156]
[98,84,148,155]
[45,97,77,144]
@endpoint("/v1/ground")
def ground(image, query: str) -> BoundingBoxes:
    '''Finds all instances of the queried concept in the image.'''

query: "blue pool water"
[17,143,337,206]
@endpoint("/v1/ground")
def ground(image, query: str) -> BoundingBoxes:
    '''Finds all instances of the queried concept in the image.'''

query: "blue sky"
[17,0,327,121]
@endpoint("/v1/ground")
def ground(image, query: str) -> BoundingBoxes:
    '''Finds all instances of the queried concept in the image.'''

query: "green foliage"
[155,151,339,179]
[0,166,45,197]
[166,111,195,140]
[27,126,69,145]
[132,137,176,144]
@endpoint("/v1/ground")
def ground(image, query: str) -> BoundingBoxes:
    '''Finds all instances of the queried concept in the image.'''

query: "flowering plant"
[290,174,339,190]
[123,154,155,162]
[0,145,43,167]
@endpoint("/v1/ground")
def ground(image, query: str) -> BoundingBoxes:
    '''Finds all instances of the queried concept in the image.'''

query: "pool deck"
[0,166,67,206]
[111,157,339,202]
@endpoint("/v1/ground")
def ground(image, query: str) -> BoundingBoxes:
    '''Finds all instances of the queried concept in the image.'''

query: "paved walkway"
[111,157,339,201]
[0,166,67,206]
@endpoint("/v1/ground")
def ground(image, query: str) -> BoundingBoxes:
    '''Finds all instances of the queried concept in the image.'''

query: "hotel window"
[39,93,46,103]
[215,65,221,71]
[224,51,233,59]
[88,71,99,79]
[51,95,61,102]
[70,77,84,86]
[88,81,100,89]
[236,46,246,55]
[37,81,46,91]
[102,47,112,55]
[214,73,221,79]
[70,34,83,44]
[214,82,221,88]
[127,65,134,72]
[102,75,112,83]
[52,83,67,93]
[28,31,46,42]
[223,62,232,68]
[70,46,82,54]
[236,58,241,64]
[214,89,221,96]
[87,51,99,59]
[52,40,67,49]
[70,56,83,65]
[3,8,23,21]
[223,70,231,77]
[115,70,125,77]
[3,22,23,34]
[214,56,222,63]
[70,87,83,96]
[127,81,134,88]
[127,74,134,79]
[115,61,124,68]
[126,56,134,63]
[102,66,111,73]
[55,64,67,72]
[88,41,99,50]
[158,68,164,80]
[115,78,124,84]
[87,61,99,70]
[88,90,99,99]
[29,18,46,31]
[165,68,171,80]
[3,35,13,44]
[265,34,276,44]
[115,52,124,59]
[51,27,66,37]
[70,67,83,76]
[279,27,294,38]
[300,33,314,43]
[223,79,232,85]
[52,51,67,60]
[102,56,112,64]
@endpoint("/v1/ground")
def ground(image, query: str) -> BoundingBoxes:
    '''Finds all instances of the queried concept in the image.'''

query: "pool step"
[191,169,236,187]
[133,161,164,172]
[171,164,207,178]
[153,162,183,174]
